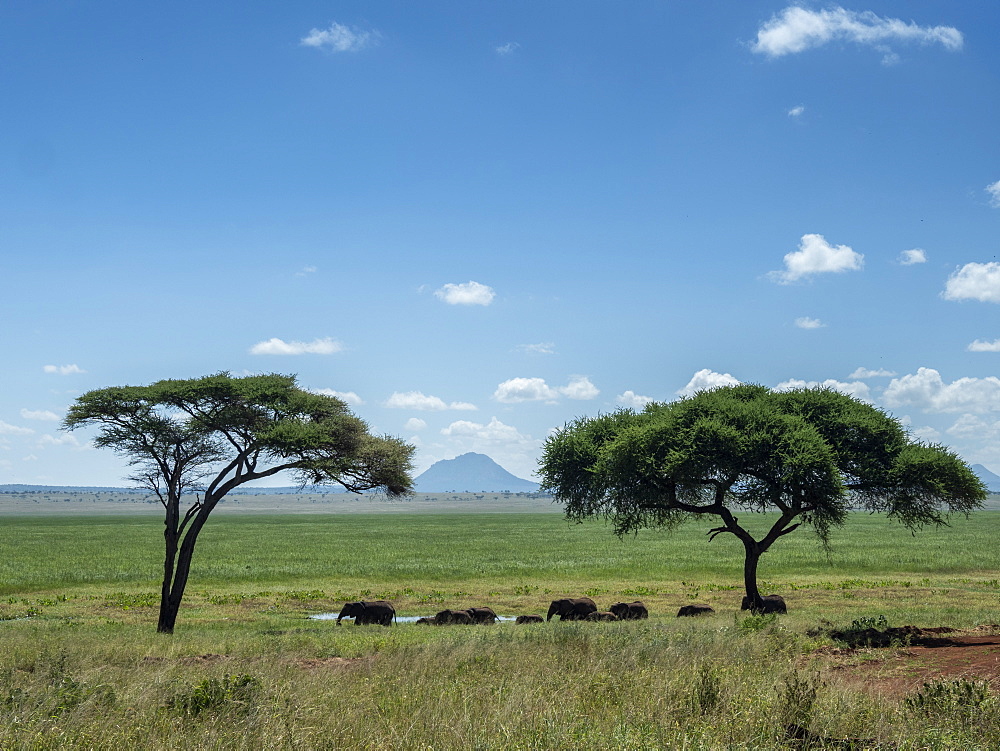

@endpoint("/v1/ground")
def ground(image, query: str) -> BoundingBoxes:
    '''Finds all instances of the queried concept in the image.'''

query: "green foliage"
[168,673,262,717]
[736,612,779,634]
[905,678,996,721]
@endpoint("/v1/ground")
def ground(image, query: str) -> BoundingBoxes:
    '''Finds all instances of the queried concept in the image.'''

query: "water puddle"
[311,612,518,623]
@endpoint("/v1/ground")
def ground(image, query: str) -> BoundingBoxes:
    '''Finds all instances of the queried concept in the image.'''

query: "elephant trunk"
[546,603,558,621]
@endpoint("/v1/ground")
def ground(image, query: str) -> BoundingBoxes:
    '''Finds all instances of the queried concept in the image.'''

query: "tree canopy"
[64,372,415,632]
[538,384,985,610]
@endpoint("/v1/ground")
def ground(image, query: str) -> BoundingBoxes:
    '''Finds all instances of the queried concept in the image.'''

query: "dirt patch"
[293,656,370,670]
[816,627,1000,696]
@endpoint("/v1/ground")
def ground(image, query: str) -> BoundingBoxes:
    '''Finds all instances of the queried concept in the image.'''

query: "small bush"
[904,678,995,721]
[168,673,262,717]
[737,612,778,634]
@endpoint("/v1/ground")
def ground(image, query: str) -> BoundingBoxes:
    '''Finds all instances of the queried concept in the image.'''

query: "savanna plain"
[4,492,1000,749]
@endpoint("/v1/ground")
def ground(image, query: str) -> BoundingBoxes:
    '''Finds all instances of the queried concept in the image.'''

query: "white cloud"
[986,180,1000,208]
[295,266,318,276]
[769,233,863,284]
[495,42,520,55]
[775,378,872,402]
[795,317,825,329]
[848,367,897,379]
[311,388,364,405]
[405,418,427,432]
[899,248,927,265]
[434,281,496,306]
[249,337,343,355]
[300,22,378,53]
[617,390,655,409]
[383,391,477,411]
[752,6,963,58]
[492,376,599,403]
[38,433,80,447]
[43,364,84,375]
[943,263,1000,303]
[560,376,599,401]
[20,409,59,422]
[441,417,526,442]
[969,339,1000,353]
[788,105,805,117]
[883,367,1000,414]
[0,421,34,436]
[946,413,1000,441]
[677,369,741,397]
[517,342,555,355]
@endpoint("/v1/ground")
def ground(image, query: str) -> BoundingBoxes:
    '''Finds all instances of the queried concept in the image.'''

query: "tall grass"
[3,511,1000,748]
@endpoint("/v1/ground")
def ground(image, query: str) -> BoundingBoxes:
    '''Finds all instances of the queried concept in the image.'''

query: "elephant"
[467,607,499,624]
[515,614,544,624]
[677,604,715,617]
[337,600,395,626]
[740,594,787,614]
[434,609,474,625]
[547,597,598,621]
[415,617,435,625]
[609,601,649,620]
[585,611,618,621]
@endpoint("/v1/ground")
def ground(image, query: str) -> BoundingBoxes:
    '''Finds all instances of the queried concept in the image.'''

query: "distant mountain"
[971,464,1000,493]
[413,453,540,493]
[0,484,348,495]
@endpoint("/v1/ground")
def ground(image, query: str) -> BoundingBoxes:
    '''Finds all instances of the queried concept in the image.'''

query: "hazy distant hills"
[413,452,540,493]
[972,464,1000,493]
[5,458,995,496]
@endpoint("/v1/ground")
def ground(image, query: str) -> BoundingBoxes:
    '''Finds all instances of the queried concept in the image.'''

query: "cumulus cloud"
[249,337,342,355]
[38,433,80,447]
[942,263,1000,303]
[883,367,1000,413]
[617,390,655,409]
[434,281,496,306]
[795,317,825,329]
[899,248,927,265]
[405,418,427,432]
[677,369,741,397]
[492,376,599,403]
[969,339,1000,353]
[517,342,555,355]
[775,378,872,402]
[788,105,805,117]
[295,266,318,276]
[848,367,897,379]
[986,180,1000,208]
[43,364,84,375]
[495,42,520,55]
[441,416,527,442]
[300,22,378,52]
[384,391,477,411]
[0,421,34,436]
[311,388,364,405]
[752,6,963,58]
[769,233,864,284]
[20,409,59,422]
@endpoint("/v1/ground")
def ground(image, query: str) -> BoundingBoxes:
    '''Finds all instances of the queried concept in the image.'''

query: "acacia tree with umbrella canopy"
[64,372,414,633]
[538,384,986,611]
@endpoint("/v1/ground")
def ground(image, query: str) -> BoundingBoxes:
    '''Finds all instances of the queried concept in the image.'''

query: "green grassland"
[3,509,1000,749]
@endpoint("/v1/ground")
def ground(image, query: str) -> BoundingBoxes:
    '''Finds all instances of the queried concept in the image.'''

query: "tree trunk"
[156,511,209,634]
[742,541,764,612]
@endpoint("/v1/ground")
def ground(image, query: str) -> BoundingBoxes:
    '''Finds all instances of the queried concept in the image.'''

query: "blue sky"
[2,2,1000,486]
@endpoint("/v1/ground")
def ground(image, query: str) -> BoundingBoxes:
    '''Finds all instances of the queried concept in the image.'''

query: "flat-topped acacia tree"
[64,372,414,633]
[538,384,986,612]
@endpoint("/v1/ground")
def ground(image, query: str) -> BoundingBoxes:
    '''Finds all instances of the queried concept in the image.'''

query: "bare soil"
[816,626,1000,696]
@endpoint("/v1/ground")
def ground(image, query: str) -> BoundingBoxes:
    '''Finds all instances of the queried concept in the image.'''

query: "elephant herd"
[333,593,787,626]
[334,596,684,626]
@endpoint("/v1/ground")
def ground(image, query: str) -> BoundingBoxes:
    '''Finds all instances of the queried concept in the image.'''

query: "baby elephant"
[515,614,544,624]
[585,611,618,622]
[677,604,715,617]
[609,601,649,620]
